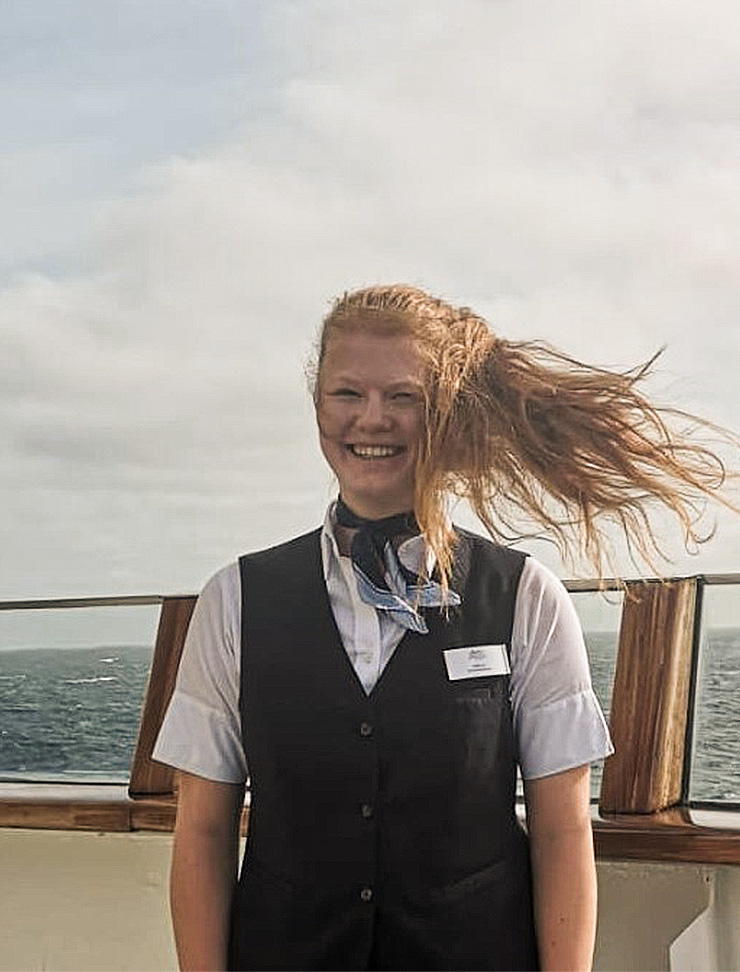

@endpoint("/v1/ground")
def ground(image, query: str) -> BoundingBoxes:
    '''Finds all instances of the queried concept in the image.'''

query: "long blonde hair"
[313,283,736,585]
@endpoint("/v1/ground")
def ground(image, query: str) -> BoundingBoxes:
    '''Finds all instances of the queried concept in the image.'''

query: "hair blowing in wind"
[316,284,738,584]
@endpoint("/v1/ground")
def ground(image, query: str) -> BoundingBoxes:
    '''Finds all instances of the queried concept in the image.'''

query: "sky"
[2,0,740,609]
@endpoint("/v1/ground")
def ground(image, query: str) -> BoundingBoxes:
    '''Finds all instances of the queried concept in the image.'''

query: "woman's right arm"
[170,770,246,972]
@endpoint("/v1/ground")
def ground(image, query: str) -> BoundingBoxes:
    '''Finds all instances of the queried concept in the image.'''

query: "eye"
[330,387,362,399]
[390,390,420,403]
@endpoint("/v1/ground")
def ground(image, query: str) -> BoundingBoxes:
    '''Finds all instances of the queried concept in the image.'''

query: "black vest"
[229,528,538,971]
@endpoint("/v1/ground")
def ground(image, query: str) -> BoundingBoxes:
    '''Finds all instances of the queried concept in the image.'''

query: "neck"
[336,496,414,525]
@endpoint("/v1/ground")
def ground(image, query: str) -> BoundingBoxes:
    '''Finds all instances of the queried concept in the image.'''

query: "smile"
[347,444,404,458]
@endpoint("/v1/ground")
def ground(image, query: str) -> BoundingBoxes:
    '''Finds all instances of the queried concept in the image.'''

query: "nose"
[356,391,392,431]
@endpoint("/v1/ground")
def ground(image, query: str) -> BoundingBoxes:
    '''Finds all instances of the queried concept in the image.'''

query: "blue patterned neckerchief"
[334,498,461,634]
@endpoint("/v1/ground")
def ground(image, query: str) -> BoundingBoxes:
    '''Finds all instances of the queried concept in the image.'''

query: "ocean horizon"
[1,631,738,802]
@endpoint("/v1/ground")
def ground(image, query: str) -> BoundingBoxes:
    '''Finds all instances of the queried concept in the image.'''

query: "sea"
[0,631,738,802]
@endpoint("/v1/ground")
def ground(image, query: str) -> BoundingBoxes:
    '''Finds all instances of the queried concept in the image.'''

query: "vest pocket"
[451,684,492,702]
[429,855,520,903]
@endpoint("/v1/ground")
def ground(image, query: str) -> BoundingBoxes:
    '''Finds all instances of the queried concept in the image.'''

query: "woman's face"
[316,329,426,519]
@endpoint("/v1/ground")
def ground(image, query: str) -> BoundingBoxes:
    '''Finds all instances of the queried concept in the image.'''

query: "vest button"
[360,886,373,902]
[359,721,373,737]
[361,803,373,819]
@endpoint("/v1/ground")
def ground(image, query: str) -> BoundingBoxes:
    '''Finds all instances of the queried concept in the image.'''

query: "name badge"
[443,644,510,680]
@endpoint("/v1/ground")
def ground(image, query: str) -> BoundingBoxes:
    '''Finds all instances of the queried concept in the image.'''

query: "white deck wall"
[1,829,738,972]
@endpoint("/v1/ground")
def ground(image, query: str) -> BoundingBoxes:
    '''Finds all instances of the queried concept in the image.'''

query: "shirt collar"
[321,500,434,578]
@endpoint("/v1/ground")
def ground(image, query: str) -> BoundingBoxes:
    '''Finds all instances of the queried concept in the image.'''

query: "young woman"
[154,284,732,971]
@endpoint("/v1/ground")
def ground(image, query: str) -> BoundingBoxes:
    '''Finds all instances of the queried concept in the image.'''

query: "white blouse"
[153,506,613,783]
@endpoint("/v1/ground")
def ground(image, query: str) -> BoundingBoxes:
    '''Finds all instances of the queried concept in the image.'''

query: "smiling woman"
[315,331,425,519]
[152,282,738,972]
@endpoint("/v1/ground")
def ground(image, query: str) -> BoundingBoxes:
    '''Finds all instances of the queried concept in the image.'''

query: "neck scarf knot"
[334,498,460,634]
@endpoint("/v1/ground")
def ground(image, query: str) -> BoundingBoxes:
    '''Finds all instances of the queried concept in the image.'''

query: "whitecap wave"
[64,676,117,685]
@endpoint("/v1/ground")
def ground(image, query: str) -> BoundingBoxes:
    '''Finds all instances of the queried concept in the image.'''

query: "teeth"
[350,445,400,458]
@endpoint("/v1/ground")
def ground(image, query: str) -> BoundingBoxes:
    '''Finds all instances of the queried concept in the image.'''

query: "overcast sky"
[2,0,740,607]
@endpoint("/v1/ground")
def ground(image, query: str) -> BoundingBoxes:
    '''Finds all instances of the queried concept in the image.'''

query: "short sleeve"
[152,563,247,784]
[511,557,614,779]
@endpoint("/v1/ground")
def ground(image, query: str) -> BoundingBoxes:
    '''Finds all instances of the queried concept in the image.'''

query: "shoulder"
[184,562,242,660]
[510,556,588,690]
[238,528,326,609]
[239,528,322,571]
[195,561,241,614]
[515,556,576,621]
[453,525,527,565]
[452,526,528,595]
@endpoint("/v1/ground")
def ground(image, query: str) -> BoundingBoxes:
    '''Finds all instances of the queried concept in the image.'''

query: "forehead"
[320,331,425,384]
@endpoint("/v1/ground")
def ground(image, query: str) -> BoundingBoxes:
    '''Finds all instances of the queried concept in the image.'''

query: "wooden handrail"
[0,595,168,610]
[563,572,740,592]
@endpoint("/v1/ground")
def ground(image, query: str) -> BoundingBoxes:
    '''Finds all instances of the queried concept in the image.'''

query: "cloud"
[2,0,740,595]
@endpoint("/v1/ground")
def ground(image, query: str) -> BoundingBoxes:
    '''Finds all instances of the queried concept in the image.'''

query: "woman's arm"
[524,764,597,972]
[170,771,246,972]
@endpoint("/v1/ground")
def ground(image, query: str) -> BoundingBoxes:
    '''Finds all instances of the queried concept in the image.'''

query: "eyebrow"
[326,374,422,388]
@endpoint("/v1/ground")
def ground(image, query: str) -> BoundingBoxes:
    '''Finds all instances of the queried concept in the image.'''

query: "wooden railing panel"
[593,807,740,864]
[128,596,197,798]
[600,578,697,813]
[0,784,132,831]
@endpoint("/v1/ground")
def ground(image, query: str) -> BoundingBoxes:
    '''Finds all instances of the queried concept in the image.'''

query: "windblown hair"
[313,283,737,585]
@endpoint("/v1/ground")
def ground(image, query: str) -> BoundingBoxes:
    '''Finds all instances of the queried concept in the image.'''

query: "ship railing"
[1,578,740,864]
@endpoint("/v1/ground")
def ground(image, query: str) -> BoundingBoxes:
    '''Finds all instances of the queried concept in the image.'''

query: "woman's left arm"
[524,763,597,972]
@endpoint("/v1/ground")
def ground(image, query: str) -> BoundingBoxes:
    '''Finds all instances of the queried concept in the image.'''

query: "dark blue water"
[0,633,737,801]
[0,645,151,782]
[691,628,740,802]
[583,630,618,799]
